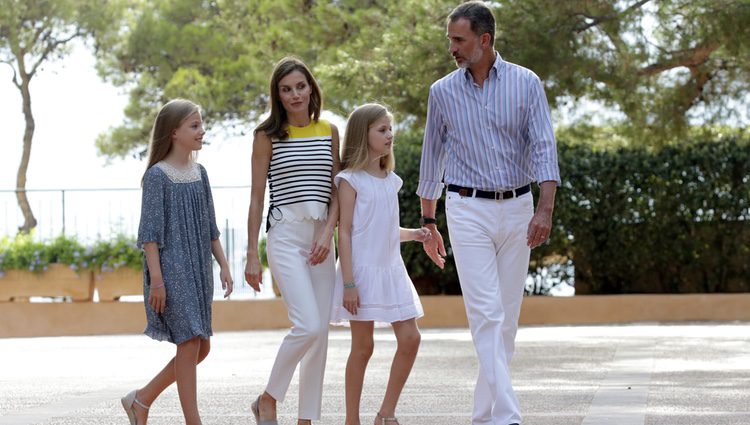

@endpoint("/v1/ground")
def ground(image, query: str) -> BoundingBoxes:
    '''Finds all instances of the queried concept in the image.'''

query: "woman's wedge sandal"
[376,412,400,424]
[121,390,150,425]
[251,395,279,425]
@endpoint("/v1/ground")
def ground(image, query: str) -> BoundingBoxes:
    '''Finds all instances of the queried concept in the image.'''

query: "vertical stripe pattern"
[417,53,561,200]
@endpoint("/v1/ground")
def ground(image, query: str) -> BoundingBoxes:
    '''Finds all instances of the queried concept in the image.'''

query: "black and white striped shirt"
[267,120,333,228]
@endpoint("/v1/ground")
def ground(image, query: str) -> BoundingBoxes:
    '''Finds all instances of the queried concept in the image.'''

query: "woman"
[244,56,340,425]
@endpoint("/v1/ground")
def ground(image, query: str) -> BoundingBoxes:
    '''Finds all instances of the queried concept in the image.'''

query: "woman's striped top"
[266,119,333,229]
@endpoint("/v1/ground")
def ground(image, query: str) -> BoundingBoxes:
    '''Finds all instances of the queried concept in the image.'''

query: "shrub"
[88,235,142,273]
[0,234,88,274]
[554,136,750,293]
[394,129,750,295]
[395,131,461,294]
[0,234,143,277]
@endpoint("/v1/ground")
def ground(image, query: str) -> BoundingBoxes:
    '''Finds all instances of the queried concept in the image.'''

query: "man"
[417,2,560,424]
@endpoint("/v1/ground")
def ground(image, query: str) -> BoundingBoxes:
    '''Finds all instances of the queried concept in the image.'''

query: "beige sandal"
[251,394,279,425]
[121,389,150,425]
[376,412,400,424]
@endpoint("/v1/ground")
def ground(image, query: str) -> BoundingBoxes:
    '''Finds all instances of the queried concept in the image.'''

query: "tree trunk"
[16,74,37,234]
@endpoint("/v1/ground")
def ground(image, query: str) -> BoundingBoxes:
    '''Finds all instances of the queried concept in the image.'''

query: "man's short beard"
[457,47,483,69]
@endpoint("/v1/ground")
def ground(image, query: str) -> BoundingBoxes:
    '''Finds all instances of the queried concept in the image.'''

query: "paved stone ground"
[1,323,749,424]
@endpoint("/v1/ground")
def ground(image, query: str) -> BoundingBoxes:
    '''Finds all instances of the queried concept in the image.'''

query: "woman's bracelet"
[150,283,165,289]
[343,282,356,289]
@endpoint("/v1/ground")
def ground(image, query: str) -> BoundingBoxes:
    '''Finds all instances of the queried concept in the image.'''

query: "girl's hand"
[309,226,333,266]
[244,254,263,292]
[343,287,360,315]
[413,227,432,243]
[148,282,166,314]
[220,266,234,298]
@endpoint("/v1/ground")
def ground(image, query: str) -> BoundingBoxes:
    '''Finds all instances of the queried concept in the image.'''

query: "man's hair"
[448,1,496,44]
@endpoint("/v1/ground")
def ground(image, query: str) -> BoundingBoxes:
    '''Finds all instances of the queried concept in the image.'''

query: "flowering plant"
[0,234,143,277]
[0,234,89,275]
[88,235,143,273]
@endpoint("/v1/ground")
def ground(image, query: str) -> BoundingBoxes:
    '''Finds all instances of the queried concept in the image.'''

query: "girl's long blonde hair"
[142,99,201,184]
[341,103,395,172]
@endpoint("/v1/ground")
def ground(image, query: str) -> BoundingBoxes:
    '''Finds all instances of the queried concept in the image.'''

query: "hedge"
[394,131,750,295]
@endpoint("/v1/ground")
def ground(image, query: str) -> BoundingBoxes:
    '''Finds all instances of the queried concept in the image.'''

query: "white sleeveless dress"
[330,170,424,326]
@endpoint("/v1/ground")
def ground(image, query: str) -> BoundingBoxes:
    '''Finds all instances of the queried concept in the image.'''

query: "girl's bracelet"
[343,282,356,289]
[150,283,165,289]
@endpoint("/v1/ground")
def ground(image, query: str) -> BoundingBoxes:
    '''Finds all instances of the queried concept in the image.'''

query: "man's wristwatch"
[419,216,437,226]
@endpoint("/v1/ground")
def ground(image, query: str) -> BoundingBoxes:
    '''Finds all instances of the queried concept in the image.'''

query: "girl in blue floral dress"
[121,98,234,425]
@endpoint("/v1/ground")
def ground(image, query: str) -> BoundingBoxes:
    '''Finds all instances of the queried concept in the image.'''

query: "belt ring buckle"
[458,188,470,197]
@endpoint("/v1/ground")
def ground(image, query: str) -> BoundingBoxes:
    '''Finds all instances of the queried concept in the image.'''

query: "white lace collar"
[155,161,201,183]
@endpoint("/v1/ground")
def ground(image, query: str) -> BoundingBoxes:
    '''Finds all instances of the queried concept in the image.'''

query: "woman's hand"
[343,287,360,315]
[309,226,333,266]
[244,254,263,292]
[220,266,234,298]
[148,280,166,314]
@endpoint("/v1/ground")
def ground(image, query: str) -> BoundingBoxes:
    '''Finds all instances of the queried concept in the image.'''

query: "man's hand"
[527,209,552,248]
[527,181,557,248]
[422,224,446,269]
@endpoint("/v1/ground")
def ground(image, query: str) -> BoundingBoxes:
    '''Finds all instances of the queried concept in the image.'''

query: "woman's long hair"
[142,98,201,184]
[255,56,322,140]
[341,103,395,172]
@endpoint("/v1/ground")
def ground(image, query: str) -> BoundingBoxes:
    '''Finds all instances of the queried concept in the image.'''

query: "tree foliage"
[499,0,750,141]
[95,0,750,159]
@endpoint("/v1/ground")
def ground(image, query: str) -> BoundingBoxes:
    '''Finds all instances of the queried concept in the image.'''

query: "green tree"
[94,0,289,158]
[494,0,750,142]
[96,0,750,159]
[0,0,123,233]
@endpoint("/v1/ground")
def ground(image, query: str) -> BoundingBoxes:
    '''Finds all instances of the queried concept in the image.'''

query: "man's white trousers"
[446,191,533,425]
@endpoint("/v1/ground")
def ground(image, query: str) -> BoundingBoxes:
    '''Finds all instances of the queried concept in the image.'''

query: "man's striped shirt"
[417,53,561,200]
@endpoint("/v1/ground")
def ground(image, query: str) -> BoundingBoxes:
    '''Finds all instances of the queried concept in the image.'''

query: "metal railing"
[0,186,275,300]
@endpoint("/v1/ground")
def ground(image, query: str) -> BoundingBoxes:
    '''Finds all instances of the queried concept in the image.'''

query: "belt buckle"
[458,188,470,197]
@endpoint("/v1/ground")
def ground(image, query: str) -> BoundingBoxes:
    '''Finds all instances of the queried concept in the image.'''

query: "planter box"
[95,268,142,301]
[0,263,94,302]
[2,294,750,337]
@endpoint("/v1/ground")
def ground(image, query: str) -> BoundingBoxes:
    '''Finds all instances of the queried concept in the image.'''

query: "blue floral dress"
[137,161,220,344]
